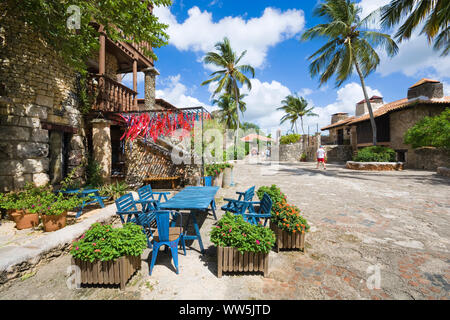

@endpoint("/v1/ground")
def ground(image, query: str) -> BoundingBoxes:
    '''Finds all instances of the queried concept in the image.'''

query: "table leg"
[190,211,205,254]
[210,200,217,220]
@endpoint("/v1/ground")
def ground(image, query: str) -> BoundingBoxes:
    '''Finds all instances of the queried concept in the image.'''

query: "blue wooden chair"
[115,193,159,249]
[221,186,255,215]
[241,193,273,227]
[149,211,186,275]
[137,184,170,206]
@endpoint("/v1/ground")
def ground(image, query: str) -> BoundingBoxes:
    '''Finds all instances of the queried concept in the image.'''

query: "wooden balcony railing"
[90,74,138,112]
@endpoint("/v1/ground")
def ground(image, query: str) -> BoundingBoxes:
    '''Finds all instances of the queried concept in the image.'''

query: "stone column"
[91,119,112,184]
[143,67,160,111]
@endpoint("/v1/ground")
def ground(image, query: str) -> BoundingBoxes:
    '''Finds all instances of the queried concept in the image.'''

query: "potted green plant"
[32,191,84,232]
[0,185,40,230]
[300,153,307,162]
[257,185,310,252]
[211,212,275,278]
[70,223,146,290]
[99,181,129,203]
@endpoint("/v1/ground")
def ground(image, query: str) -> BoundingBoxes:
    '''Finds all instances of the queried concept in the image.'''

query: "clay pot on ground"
[9,210,40,230]
[213,172,223,187]
[222,167,232,188]
[41,212,67,232]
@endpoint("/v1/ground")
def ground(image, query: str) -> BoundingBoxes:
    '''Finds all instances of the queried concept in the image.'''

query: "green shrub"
[404,108,450,150]
[70,223,147,262]
[280,134,301,145]
[86,156,103,187]
[99,182,129,201]
[210,212,275,254]
[353,146,396,162]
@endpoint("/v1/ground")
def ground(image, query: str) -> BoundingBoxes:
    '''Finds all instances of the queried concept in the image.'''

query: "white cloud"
[153,6,305,69]
[312,82,383,131]
[155,74,215,111]
[121,72,144,88]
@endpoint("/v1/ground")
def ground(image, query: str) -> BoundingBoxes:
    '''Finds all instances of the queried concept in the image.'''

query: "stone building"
[0,10,186,192]
[321,79,450,169]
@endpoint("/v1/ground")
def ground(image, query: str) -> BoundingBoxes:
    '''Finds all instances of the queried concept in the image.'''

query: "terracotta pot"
[9,210,40,230]
[42,212,67,232]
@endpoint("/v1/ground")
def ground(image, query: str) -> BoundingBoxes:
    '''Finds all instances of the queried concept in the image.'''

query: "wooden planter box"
[270,223,305,252]
[72,255,141,290]
[217,247,269,278]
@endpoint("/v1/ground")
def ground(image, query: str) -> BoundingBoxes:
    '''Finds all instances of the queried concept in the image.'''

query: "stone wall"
[0,17,86,191]
[412,147,450,171]
[324,145,353,163]
[390,105,446,169]
[279,142,304,162]
[124,139,201,188]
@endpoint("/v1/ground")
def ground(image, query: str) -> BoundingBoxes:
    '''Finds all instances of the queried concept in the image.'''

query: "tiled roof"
[357,95,384,104]
[348,96,450,125]
[409,78,440,89]
[321,116,355,131]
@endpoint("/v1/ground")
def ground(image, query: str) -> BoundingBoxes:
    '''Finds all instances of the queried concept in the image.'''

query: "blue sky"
[124,0,450,135]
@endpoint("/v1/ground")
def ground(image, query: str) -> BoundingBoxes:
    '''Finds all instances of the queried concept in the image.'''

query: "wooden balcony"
[90,74,138,113]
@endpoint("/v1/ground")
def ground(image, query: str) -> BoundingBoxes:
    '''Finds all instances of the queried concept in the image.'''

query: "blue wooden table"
[60,189,106,218]
[159,186,219,254]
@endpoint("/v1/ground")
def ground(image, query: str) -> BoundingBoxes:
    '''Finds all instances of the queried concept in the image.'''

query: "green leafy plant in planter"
[205,163,233,179]
[353,146,396,162]
[257,185,310,234]
[210,212,275,254]
[70,223,147,262]
[99,182,129,201]
[300,153,307,162]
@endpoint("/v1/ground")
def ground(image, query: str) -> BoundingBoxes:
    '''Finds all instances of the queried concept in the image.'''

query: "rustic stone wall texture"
[0,17,86,191]
[413,147,450,171]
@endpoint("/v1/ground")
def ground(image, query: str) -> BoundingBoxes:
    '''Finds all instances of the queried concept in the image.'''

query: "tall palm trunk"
[233,78,240,158]
[354,59,377,146]
[300,117,305,135]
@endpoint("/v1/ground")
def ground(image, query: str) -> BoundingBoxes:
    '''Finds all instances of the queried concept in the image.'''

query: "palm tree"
[212,93,247,129]
[201,37,255,146]
[278,94,318,134]
[301,0,398,146]
[380,0,449,56]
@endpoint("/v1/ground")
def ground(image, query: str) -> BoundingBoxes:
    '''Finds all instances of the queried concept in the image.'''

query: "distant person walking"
[316,145,327,170]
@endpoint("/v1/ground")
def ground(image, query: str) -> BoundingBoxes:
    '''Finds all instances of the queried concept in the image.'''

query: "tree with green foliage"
[277,94,318,134]
[404,108,450,150]
[212,93,247,129]
[301,0,398,146]
[201,37,255,151]
[1,0,172,74]
[380,0,449,56]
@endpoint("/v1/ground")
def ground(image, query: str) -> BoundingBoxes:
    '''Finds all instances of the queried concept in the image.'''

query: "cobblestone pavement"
[0,161,449,300]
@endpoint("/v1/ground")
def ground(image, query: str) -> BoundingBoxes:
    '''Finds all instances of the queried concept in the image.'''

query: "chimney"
[331,113,349,124]
[407,79,444,100]
[355,96,384,117]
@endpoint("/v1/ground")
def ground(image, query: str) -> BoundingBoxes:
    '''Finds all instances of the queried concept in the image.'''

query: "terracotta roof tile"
[348,96,450,125]
[321,116,355,131]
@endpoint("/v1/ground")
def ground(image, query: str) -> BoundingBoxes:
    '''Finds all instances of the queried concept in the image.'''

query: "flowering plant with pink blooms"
[210,212,275,254]
[70,223,146,262]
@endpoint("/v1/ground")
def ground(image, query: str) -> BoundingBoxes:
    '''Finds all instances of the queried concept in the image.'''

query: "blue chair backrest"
[259,193,273,214]
[244,186,255,202]
[155,211,171,242]
[115,193,138,212]
[138,185,154,201]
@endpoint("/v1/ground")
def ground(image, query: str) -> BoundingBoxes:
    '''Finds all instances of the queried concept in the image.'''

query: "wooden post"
[98,27,106,110]
[133,59,138,110]
[217,247,223,278]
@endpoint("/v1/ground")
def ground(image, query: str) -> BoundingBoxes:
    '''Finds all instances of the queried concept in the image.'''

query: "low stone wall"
[279,142,304,162]
[324,145,353,163]
[412,147,450,170]
[437,167,450,178]
[346,161,404,171]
